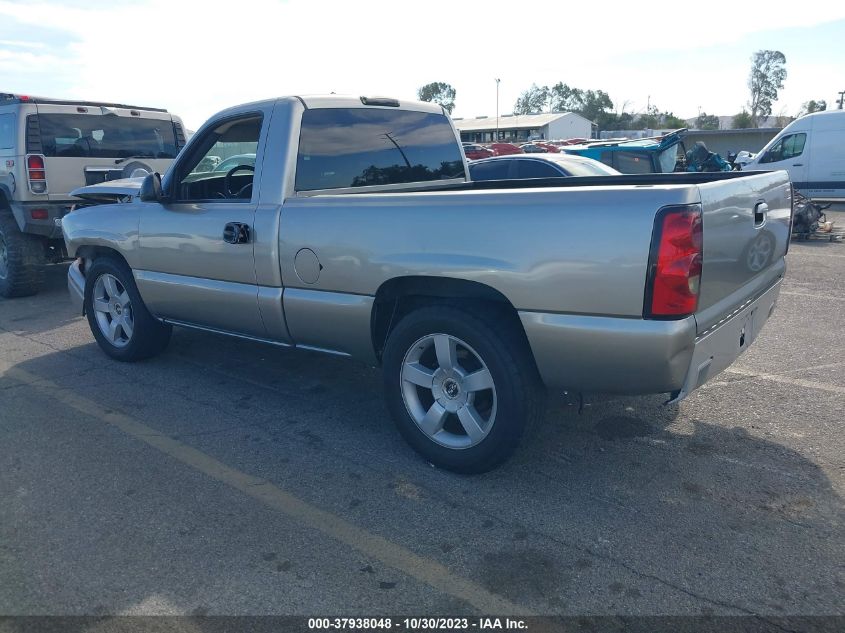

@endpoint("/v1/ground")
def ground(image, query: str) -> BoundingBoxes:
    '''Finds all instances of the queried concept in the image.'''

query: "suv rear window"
[30,113,178,159]
[0,113,14,149]
[295,108,464,191]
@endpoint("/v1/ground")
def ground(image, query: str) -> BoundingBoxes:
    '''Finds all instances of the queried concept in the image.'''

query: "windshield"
[32,113,178,159]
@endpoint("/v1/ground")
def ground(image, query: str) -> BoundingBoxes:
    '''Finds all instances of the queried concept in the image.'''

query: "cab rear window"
[28,113,178,159]
[295,108,464,191]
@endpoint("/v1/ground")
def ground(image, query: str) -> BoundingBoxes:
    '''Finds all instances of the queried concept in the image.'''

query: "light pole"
[495,78,501,142]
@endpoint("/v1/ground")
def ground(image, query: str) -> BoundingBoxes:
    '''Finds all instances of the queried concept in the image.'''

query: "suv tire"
[0,212,45,298]
[382,304,544,473]
[84,256,172,361]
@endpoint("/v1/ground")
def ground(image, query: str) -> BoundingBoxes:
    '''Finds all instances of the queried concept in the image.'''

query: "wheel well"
[371,276,528,360]
[76,246,130,274]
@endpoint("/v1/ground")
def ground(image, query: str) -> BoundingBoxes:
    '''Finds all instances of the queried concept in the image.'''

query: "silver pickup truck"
[63,95,792,472]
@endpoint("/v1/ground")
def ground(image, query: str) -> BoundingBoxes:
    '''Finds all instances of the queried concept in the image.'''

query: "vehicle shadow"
[3,330,843,617]
[0,263,79,336]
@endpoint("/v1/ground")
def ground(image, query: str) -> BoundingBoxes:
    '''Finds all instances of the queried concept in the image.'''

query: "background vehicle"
[488,142,524,156]
[739,110,845,201]
[561,128,687,174]
[0,92,186,297]
[461,143,494,161]
[469,153,620,180]
[64,95,790,473]
[213,153,257,172]
[519,143,547,153]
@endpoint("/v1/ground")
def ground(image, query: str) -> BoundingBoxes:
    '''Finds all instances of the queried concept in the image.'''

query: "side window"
[515,160,562,179]
[758,134,806,164]
[599,151,614,167]
[175,115,261,202]
[613,151,654,174]
[468,160,511,181]
[0,113,14,149]
[782,133,806,160]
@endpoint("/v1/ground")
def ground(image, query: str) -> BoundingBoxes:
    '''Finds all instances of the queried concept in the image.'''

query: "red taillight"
[646,205,703,318]
[30,209,49,220]
[26,154,47,194]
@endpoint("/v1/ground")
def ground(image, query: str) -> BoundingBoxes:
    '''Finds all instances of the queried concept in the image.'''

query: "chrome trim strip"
[162,319,292,348]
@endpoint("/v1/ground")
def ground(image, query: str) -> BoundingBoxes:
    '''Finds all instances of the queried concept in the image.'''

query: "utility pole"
[838,90,845,110]
[495,78,501,142]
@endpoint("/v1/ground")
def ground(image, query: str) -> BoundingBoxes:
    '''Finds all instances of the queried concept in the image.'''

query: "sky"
[1,0,844,131]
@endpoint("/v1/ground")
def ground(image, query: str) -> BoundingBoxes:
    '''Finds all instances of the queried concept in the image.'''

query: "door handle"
[223,222,250,244]
[754,202,768,226]
[792,163,803,166]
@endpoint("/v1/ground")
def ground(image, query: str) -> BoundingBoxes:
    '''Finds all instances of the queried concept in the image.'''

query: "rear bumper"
[673,277,781,401]
[519,277,782,397]
[67,259,85,315]
[10,201,75,238]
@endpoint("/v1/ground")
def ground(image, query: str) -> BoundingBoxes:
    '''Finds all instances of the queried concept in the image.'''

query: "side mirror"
[139,172,163,202]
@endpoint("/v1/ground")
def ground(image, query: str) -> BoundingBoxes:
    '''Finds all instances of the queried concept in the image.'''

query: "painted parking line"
[725,367,845,396]
[787,251,845,259]
[1,362,530,616]
[780,291,845,301]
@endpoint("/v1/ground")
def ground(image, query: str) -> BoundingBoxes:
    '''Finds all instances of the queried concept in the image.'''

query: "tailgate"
[695,171,792,334]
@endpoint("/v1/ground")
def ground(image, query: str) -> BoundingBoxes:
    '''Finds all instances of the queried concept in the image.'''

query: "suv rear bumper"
[10,201,76,238]
[519,277,782,397]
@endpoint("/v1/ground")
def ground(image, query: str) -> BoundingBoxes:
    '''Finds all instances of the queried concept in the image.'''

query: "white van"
[742,109,845,201]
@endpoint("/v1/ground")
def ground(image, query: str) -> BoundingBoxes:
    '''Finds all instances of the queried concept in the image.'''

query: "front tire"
[383,305,544,473]
[84,257,171,361]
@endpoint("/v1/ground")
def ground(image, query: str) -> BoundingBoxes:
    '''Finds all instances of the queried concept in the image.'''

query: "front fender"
[61,201,142,268]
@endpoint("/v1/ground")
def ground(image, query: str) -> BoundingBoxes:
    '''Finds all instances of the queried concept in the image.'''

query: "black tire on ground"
[382,304,545,474]
[83,256,172,361]
[0,211,46,298]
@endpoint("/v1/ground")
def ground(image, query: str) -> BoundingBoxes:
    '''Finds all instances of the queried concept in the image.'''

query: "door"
[754,131,809,185]
[137,114,267,337]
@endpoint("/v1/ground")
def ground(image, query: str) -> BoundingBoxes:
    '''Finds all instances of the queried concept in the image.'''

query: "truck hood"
[70,177,144,203]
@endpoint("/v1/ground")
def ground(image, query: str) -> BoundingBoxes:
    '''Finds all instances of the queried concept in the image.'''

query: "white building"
[452,112,595,143]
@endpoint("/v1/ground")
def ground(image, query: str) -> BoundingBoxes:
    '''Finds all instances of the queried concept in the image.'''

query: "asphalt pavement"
[1,211,843,620]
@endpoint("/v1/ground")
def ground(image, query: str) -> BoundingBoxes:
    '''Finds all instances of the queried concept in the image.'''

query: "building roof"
[452,111,590,131]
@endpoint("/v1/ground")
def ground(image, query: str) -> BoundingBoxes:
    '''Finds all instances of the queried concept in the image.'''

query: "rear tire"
[84,256,171,361]
[0,212,46,298]
[382,304,544,473]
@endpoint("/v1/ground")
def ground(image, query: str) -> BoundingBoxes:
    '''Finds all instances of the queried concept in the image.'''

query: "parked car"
[561,129,687,174]
[533,142,560,153]
[469,154,621,181]
[65,95,790,473]
[0,92,187,297]
[519,143,547,153]
[461,144,494,161]
[488,142,523,156]
[739,110,845,200]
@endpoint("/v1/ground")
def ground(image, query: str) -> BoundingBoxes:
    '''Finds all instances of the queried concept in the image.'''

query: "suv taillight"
[645,205,703,318]
[26,154,48,194]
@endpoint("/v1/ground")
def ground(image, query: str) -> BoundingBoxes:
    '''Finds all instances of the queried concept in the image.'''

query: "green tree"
[748,50,787,127]
[732,110,753,129]
[799,99,827,116]
[513,84,551,114]
[549,82,584,112]
[695,112,720,130]
[417,82,456,114]
[662,112,688,129]
[579,90,614,123]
